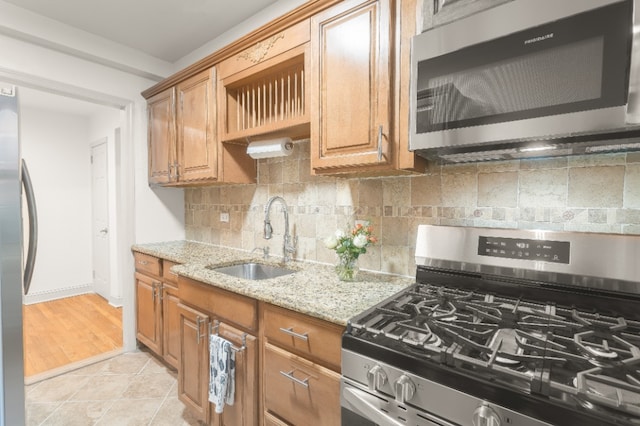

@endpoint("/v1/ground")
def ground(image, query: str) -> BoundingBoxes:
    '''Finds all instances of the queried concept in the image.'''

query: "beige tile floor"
[26,350,204,426]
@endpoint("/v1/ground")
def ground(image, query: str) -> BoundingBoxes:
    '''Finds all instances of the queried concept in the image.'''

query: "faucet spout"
[264,196,296,262]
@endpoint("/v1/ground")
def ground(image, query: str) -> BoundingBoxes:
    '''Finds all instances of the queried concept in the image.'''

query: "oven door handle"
[343,386,405,426]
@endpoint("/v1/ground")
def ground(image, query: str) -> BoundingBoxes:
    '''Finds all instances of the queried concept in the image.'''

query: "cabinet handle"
[279,327,309,341]
[377,125,383,162]
[151,282,157,303]
[137,260,149,265]
[174,162,180,179]
[168,162,173,181]
[280,370,309,388]
[196,316,205,341]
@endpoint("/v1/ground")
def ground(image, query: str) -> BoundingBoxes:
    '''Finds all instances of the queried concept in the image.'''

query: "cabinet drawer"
[179,276,258,331]
[162,260,180,285]
[134,252,162,277]
[263,304,343,370]
[263,343,340,426]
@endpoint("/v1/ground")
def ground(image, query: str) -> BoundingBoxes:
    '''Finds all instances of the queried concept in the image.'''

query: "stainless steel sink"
[207,262,296,280]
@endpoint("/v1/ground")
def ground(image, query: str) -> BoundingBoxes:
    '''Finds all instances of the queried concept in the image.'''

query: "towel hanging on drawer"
[208,334,236,413]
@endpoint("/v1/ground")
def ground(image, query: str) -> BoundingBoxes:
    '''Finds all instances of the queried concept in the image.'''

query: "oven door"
[341,378,456,426]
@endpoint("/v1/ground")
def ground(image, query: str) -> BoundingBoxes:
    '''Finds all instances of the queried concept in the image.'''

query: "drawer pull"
[280,370,309,388]
[137,260,149,265]
[279,327,309,341]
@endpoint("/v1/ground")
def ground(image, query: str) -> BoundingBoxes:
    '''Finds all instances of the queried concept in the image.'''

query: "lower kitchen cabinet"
[135,271,162,355]
[263,343,341,426]
[178,302,211,423]
[134,252,181,369]
[179,276,259,426]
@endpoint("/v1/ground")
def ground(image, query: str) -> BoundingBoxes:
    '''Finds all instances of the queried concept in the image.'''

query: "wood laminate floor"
[23,293,123,377]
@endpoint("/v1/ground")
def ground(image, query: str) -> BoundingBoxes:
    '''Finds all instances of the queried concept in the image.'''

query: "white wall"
[21,106,93,298]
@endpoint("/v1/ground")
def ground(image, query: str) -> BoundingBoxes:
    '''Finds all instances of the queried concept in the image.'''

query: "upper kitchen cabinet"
[175,68,218,183]
[217,20,311,143]
[423,0,513,29]
[310,0,426,175]
[146,67,256,187]
[147,88,175,185]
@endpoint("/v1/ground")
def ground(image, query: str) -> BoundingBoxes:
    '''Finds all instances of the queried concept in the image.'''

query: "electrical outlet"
[220,212,230,223]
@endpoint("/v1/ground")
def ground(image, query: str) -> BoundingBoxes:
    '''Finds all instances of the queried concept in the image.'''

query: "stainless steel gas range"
[341,225,640,426]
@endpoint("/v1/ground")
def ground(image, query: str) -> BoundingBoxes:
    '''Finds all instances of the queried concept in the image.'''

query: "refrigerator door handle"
[22,159,37,295]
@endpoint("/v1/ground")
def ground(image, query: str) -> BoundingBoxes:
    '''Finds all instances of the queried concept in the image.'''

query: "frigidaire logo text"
[524,33,554,45]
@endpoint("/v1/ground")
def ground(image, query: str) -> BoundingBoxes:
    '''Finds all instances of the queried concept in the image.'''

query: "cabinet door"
[162,284,180,369]
[210,322,258,426]
[135,272,162,355]
[147,87,176,185]
[178,303,210,423]
[310,0,392,172]
[263,343,341,426]
[176,67,218,183]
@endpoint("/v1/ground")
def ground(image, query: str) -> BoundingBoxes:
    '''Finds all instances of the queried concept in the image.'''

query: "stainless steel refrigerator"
[0,85,37,425]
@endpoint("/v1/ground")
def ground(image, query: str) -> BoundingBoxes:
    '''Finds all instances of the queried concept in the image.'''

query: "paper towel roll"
[246,138,294,159]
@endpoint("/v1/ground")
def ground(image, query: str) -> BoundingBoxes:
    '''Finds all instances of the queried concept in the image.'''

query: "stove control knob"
[393,374,416,404]
[366,365,388,391]
[472,402,501,426]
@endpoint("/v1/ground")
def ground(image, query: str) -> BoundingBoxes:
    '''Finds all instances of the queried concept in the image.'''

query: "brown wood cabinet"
[178,276,259,426]
[261,303,344,425]
[135,271,162,355]
[178,302,211,423]
[175,68,218,183]
[147,67,256,186]
[217,20,311,143]
[263,343,341,426]
[147,88,175,185]
[310,0,392,173]
[134,253,181,369]
[309,0,426,175]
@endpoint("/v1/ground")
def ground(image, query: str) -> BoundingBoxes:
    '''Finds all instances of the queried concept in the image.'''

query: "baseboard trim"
[23,284,94,305]
[24,348,124,385]
[108,296,123,308]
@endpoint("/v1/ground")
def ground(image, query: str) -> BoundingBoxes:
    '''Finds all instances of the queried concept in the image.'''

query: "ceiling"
[4,0,280,62]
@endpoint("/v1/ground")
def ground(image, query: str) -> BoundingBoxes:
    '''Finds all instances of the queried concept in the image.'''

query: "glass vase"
[336,255,359,281]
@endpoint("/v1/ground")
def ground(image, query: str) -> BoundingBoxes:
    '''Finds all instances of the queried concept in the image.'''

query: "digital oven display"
[478,236,570,264]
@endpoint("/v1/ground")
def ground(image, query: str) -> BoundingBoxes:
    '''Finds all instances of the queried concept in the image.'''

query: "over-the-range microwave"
[409,0,640,163]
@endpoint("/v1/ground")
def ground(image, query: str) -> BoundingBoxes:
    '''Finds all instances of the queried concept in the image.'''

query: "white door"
[91,141,110,300]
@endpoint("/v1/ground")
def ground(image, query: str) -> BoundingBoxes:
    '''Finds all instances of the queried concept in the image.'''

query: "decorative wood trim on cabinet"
[141,0,342,100]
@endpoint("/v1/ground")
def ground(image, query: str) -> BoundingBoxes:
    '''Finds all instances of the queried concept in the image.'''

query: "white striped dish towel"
[208,334,236,413]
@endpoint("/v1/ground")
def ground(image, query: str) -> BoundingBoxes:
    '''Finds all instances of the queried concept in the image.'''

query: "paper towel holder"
[246,137,294,159]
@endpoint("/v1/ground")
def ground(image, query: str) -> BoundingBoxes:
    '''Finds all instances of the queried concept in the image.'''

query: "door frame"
[0,70,138,352]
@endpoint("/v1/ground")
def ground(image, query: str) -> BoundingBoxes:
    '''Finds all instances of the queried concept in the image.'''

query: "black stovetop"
[344,266,640,425]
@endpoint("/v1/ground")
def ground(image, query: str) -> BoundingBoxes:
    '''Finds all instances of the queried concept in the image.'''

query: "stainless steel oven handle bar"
[343,386,456,426]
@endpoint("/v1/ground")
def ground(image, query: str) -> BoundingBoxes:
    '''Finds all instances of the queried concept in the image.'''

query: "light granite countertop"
[131,241,413,326]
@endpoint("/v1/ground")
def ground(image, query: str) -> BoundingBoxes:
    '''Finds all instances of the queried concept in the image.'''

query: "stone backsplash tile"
[184,141,640,277]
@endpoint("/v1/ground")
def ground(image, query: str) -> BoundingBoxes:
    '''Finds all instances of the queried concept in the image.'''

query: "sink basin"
[207,262,297,281]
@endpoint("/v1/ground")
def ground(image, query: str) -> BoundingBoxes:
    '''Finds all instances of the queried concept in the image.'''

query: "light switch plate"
[220,212,230,223]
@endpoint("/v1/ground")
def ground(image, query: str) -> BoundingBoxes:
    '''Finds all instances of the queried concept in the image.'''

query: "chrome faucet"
[264,196,297,262]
